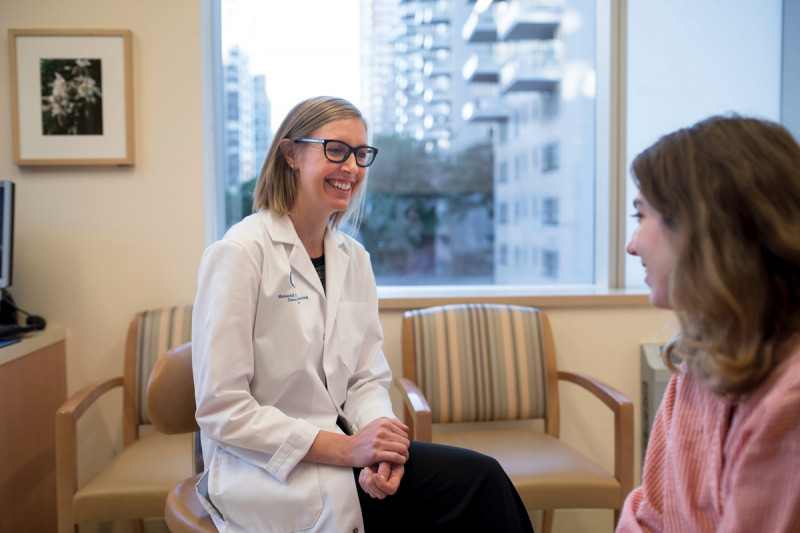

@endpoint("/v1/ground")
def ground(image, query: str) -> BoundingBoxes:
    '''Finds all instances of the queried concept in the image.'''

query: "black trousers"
[355,441,534,533]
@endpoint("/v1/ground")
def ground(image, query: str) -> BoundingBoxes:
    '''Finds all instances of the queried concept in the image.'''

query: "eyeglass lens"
[325,141,377,167]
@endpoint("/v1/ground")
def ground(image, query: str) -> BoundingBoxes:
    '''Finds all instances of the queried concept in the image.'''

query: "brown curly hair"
[632,115,800,395]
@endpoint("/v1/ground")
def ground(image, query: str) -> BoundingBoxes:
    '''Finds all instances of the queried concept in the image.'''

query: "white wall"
[1,0,206,485]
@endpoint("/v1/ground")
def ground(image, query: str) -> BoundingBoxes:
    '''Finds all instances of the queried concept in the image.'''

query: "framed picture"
[8,29,135,166]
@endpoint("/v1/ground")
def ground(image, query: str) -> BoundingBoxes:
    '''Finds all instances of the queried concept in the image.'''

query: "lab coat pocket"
[336,301,371,373]
[211,448,323,532]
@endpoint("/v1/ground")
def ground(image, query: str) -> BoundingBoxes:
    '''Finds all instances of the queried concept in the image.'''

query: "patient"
[618,115,800,531]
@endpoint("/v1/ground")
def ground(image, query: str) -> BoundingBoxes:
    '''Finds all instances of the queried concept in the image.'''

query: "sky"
[222,0,363,132]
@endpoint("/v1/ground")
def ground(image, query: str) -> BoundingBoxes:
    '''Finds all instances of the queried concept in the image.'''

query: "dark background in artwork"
[40,58,103,135]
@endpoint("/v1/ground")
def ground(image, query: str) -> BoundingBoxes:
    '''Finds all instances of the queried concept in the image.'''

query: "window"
[542,197,559,226]
[206,0,792,291]
[624,0,785,289]
[542,142,559,173]
[542,249,559,279]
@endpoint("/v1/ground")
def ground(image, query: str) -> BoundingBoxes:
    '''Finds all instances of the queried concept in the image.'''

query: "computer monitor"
[0,181,15,291]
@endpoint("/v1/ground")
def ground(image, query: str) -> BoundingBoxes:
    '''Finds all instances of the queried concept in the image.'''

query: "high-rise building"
[460,0,596,284]
[362,0,597,285]
[253,74,271,171]
[223,45,271,187]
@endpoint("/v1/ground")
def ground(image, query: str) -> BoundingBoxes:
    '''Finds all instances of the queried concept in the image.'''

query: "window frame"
[200,0,637,302]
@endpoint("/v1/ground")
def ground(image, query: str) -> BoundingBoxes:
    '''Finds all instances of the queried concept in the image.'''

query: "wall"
[0,0,206,486]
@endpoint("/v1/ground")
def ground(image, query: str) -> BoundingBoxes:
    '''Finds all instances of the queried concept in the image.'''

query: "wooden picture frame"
[8,29,135,166]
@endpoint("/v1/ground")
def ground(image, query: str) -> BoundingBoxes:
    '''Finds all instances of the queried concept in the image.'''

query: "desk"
[0,327,66,532]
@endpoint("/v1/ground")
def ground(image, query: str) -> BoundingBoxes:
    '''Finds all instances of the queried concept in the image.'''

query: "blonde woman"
[192,96,533,532]
[619,115,800,532]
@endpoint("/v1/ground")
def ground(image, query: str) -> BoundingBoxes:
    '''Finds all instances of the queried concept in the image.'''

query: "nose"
[626,228,638,256]
[341,151,359,172]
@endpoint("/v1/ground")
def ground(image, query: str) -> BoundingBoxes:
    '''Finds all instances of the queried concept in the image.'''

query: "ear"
[279,138,298,168]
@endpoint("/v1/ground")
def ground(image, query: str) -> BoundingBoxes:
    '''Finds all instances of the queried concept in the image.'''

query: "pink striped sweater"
[617,340,800,532]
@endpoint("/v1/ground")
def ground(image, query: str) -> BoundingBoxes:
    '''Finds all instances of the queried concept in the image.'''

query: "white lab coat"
[192,210,396,533]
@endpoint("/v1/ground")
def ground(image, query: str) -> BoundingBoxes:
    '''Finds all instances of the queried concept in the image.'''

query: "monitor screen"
[0,181,15,290]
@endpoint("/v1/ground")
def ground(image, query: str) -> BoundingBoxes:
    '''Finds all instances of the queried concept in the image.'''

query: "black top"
[310,255,325,294]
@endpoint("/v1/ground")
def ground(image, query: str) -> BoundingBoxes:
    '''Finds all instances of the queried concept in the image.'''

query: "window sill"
[377,285,652,310]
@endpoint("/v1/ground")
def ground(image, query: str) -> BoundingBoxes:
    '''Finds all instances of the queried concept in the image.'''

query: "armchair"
[55,305,194,533]
[395,303,634,533]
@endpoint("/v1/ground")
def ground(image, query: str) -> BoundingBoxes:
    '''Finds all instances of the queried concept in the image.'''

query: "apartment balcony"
[462,52,500,83]
[423,86,451,104]
[421,32,451,51]
[424,56,450,77]
[416,4,451,25]
[495,0,561,41]
[462,11,498,42]
[461,99,509,123]
[499,58,559,93]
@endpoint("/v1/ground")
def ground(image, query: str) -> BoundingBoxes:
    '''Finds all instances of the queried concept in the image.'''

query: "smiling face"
[282,117,368,226]
[627,193,678,309]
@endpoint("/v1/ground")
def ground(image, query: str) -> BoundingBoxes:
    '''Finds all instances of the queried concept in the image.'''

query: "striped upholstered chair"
[55,305,194,533]
[396,304,633,533]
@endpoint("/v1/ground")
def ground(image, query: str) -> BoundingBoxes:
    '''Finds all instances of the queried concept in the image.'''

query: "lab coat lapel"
[323,228,349,343]
[264,211,325,297]
[322,228,352,422]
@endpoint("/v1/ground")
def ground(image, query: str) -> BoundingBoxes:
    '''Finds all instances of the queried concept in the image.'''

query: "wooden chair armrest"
[557,370,634,508]
[55,376,123,533]
[56,376,124,423]
[392,376,432,442]
[557,371,631,413]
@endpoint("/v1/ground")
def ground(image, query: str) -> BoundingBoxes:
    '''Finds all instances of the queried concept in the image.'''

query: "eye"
[327,145,346,157]
[631,212,643,222]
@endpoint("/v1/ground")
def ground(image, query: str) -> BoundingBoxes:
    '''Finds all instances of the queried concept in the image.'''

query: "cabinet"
[0,327,66,532]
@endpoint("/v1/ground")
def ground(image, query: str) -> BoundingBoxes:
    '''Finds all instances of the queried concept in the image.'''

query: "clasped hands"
[351,417,409,500]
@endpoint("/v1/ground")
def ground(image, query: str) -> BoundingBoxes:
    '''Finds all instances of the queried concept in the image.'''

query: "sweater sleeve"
[616,374,680,533]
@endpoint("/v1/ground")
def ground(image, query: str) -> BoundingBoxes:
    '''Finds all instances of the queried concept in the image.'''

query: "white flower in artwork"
[75,76,101,103]
[50,72,69,98]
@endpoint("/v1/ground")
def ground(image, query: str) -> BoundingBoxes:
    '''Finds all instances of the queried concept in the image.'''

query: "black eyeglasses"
[294,138,379,167]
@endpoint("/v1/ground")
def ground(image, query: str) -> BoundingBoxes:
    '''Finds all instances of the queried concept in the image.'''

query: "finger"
[361,468,388,499]
[370,472,391,499]
[373,469,400,496]
[385,420,409,438]
[377,462,390,481]
[358,468,376,497]
[390,418,410,433]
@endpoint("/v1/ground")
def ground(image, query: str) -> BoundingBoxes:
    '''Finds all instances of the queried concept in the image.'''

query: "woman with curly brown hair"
[618,114,800,532]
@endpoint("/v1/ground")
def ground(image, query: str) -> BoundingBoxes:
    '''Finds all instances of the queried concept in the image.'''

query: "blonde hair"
[253,96,368,230]
[632,115,800,395]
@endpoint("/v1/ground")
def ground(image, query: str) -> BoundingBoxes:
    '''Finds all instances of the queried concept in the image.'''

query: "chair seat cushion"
[74,432,193,522]
[433,428,620,510]
[165,474,217,532]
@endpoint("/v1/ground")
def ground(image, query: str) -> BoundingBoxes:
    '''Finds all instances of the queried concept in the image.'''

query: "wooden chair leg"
[131,518,144,533]
[542,509,554,533]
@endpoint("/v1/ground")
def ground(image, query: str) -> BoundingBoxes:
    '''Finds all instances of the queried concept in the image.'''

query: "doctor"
[192,96,534,532]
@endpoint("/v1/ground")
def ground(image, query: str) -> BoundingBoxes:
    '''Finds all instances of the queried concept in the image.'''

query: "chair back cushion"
[406,304,550,423]
[147,342,198,434]
[135,305,193,425]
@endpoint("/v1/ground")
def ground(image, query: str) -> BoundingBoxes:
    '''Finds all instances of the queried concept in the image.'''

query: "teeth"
[330,181,351,191]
